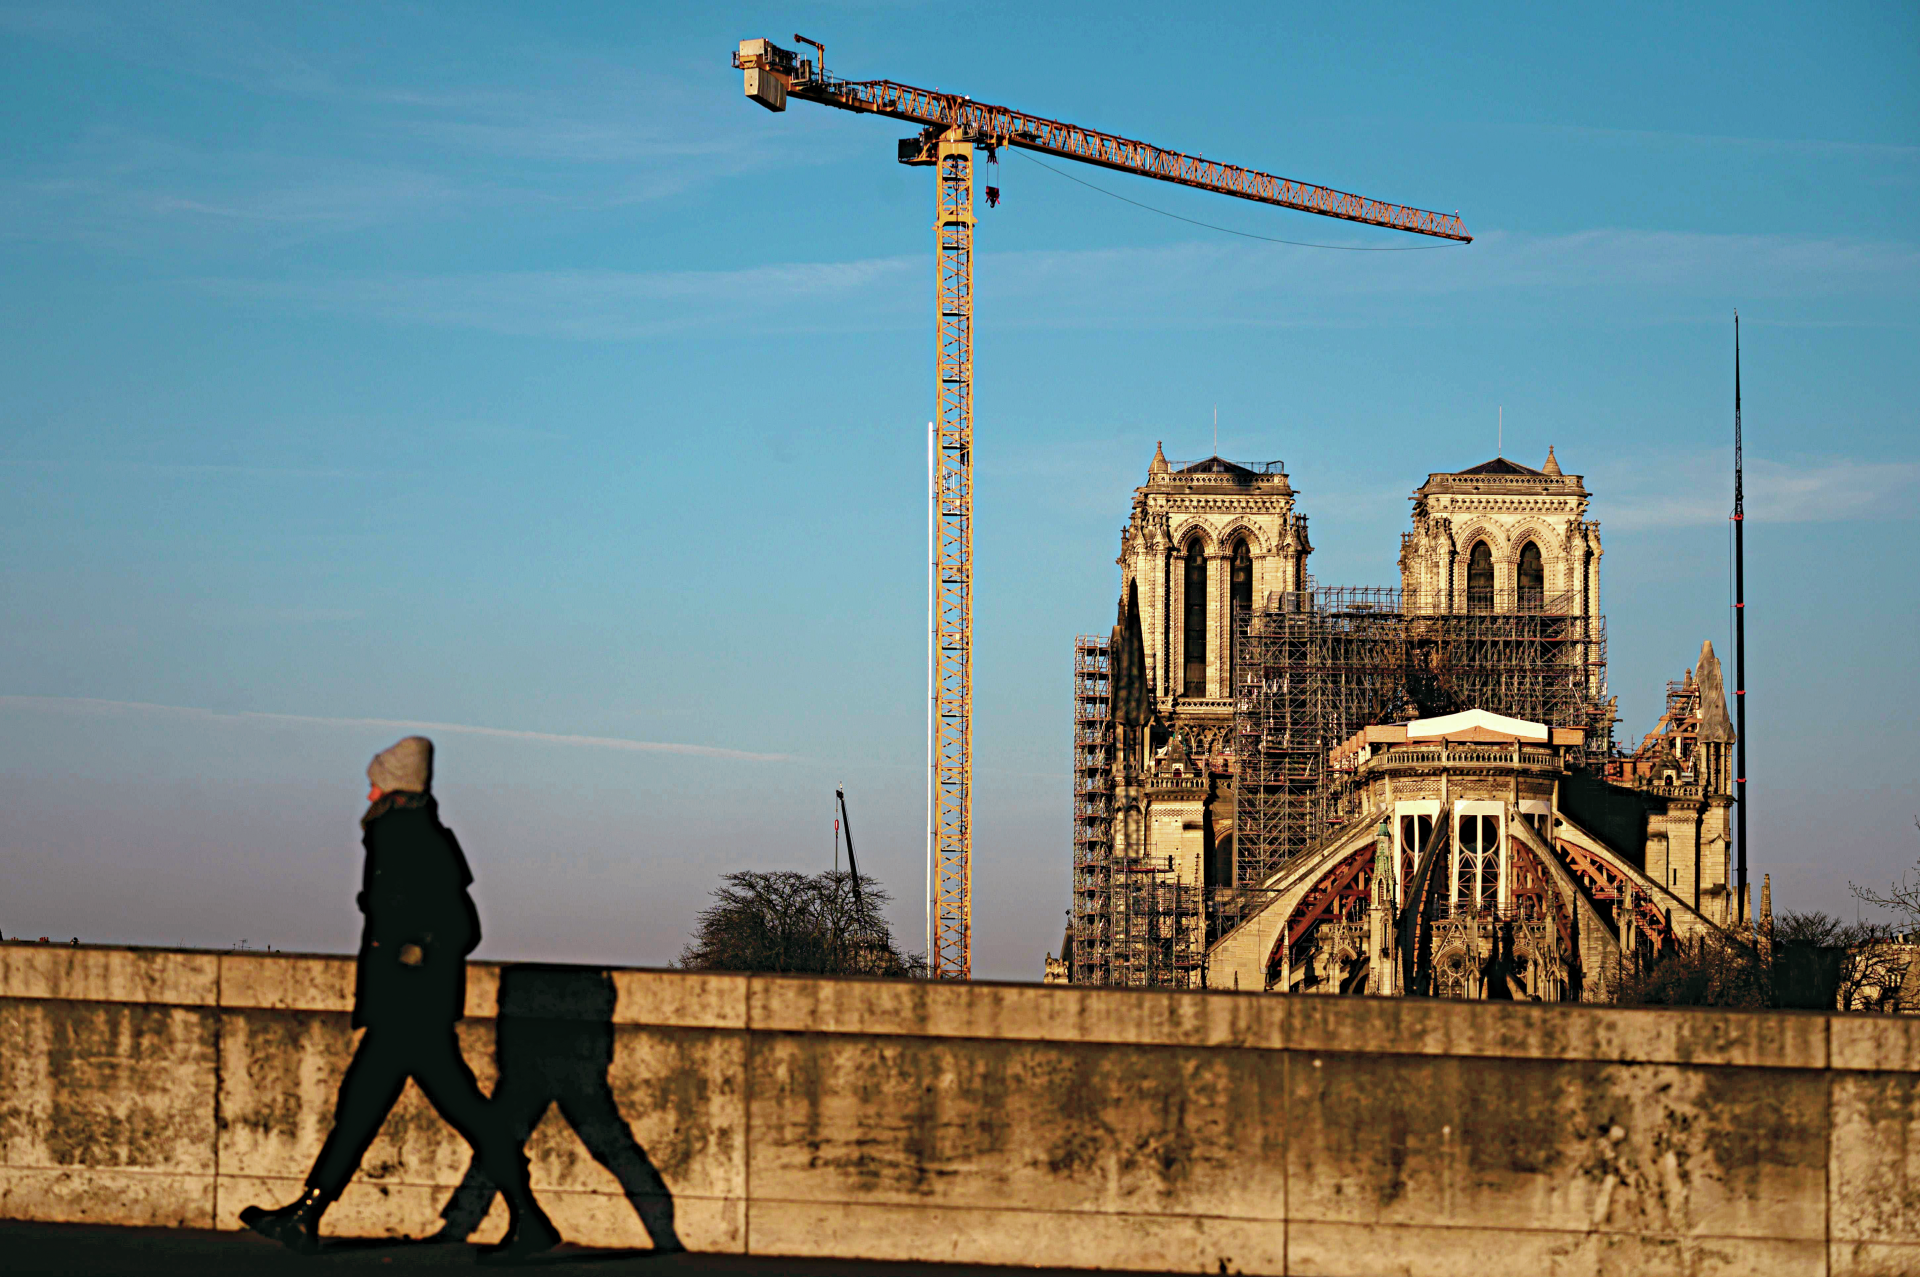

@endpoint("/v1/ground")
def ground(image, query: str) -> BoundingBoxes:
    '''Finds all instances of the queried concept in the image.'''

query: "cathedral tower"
[1072,444,1312,986]
[1116,443,1311,756]
[1399,447,1601,618]
[1072,440,1739,995]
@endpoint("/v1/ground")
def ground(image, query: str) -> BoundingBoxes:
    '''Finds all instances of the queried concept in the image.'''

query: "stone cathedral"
[1064,444,1737,1002]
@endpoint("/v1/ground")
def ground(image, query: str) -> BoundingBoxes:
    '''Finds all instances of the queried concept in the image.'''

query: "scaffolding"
[1070,584,1606,985]
[1232,586,1610,889]
[1070,635,1113,983]
[1069,635,1204,987]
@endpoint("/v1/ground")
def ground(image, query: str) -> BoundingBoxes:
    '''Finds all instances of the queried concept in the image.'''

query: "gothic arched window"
[1398,814,1434,903]
[1466,541,1494,613]
[1183,539,1208,697]
[1518,541,1544,612]
[1228,539,1252,694]
[1453,814,1501,910]
[1230,539,1253,615]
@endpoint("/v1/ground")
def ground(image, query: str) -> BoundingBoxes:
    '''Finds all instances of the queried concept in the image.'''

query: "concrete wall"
[3,942,1918,1276]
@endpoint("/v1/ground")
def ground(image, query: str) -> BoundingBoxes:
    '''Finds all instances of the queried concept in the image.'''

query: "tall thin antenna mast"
[1733,312,1749,922]
[1498,406,1503,457]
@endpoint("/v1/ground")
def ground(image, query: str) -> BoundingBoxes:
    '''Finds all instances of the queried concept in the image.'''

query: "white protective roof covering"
[1405,708,1549,741]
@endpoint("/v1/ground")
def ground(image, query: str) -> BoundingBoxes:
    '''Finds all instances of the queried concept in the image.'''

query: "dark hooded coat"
[352,792,482,1030]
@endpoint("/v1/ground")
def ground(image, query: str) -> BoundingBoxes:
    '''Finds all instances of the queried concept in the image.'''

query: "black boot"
[476,1192,561,1265]
[240,1186,332,1255]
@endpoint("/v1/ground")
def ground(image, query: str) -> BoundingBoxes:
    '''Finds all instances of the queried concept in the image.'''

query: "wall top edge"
[4,943,1910,1073]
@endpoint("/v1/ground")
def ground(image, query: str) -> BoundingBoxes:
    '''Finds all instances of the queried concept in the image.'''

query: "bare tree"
[1838,816,1920,1012]
[1836,926,1909,1013]
[678,870,925,977]
[1773,911,1908,1012]
[1616,931,1768,1008]
[1850,817,1920,926]
[1773,910,1841,946]
[1617,909,1909,1012]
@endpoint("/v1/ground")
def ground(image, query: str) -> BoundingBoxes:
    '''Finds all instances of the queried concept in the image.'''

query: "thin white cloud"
[203,257,923,340]
[0,696,795,763]
[1503,119,1920,163]
[0,127,465,251]
[0,7,832,249]
[1596,455,1920,530]
[196,228,1920,340]
[0,458,356,479]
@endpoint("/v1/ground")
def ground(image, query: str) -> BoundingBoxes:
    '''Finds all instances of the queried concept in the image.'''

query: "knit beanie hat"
[368,736,433,794]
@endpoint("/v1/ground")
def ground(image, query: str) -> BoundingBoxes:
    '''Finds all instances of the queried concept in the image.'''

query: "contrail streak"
[0,696,793,763]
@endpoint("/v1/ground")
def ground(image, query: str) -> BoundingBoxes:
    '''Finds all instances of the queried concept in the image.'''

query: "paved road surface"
[2,1221,1147,1276]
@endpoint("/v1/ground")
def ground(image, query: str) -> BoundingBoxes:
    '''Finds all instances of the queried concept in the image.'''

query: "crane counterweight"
[736,40,792,111]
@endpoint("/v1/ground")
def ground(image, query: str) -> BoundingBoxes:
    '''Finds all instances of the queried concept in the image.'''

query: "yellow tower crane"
[733,35,1472,980]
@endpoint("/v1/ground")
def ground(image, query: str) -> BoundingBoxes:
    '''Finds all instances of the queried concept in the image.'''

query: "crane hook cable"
[1010,151,1466,251]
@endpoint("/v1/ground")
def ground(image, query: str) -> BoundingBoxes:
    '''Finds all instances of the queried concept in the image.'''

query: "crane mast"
[931,137,975,979]
[734,36,1471,980]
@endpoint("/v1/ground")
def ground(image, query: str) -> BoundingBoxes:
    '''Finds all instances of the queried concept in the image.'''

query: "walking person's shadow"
[435,966,682,1252]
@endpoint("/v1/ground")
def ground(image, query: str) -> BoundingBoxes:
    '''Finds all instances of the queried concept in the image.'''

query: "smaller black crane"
[836,786,866,918]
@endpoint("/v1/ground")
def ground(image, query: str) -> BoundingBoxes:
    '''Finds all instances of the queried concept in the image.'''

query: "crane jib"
[792,76,1471,242]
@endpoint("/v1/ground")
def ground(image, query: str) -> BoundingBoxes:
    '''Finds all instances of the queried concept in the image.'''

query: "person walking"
[240,737,560,1262]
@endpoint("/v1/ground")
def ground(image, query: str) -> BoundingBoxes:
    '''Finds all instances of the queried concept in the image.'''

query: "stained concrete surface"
[0,1221,1139,1277]
[9,946,1920,1275]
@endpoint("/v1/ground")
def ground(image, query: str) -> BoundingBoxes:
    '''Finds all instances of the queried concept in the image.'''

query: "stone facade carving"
[1604,639,1740,925]
[1071,444,1743,1001]
[1118,443,1311,710]
[1106,445,1312,924]
[1205,704,1738,1001]
[1398,448,1601,618]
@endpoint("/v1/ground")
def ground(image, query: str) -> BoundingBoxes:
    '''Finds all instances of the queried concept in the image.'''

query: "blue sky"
[2,2,1915,977]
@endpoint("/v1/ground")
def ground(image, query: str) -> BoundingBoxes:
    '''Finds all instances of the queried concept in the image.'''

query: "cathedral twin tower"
[1113,441,1601,758]
[1067,441,1735,1000]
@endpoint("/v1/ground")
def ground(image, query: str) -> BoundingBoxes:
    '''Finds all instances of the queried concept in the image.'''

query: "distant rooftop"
[1164,455,1287,477]
[1407,708,1549,741]
[1145,442,1288,484]
[1331,709,1586,765]
[1415,447,1581,494]
[1177,456,1262,479]
[1456,457,1544,477]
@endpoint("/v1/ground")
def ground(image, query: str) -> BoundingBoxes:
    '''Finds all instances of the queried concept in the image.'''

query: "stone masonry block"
[0,943,216,1008]
[747,974,1287,1051]
[1285,1050,1827,1244]
[1287,995,1825,1070]
[1829,1070,1920,1249]
[0,999,216,1177]
[747,1030,1287,1222]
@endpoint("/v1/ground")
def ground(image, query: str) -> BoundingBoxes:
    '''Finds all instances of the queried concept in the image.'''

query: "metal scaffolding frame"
[1069,585,1607,987]
[1069,634,1113,985]
[1073,854,1201,988]
[1069,635,1203,987]
[1232,586,1610,888]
